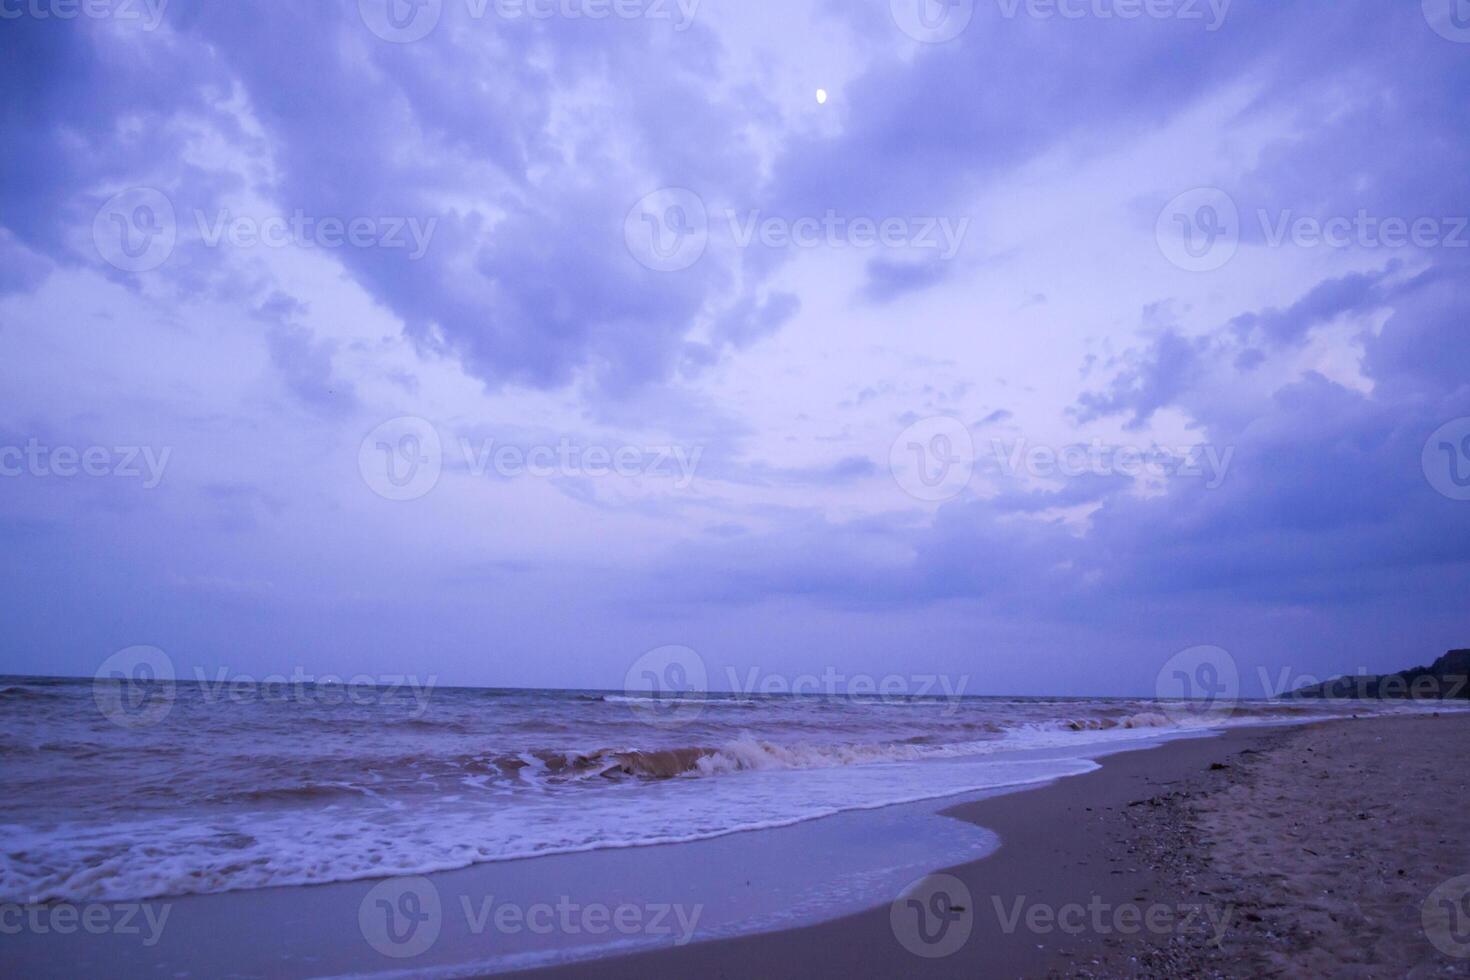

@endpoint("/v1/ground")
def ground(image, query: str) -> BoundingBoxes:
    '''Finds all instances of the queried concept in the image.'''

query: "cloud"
[3,0,1469,687]
[1,3,793,395]
[860,256,954,303]
[1073,327,1211,429]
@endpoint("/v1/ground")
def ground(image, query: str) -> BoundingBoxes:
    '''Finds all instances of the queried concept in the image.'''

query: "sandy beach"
[10,712,1467,978]
[506,713,1470,979]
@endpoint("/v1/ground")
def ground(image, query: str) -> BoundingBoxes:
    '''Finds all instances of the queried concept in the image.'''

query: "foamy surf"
[1,677,1459,902]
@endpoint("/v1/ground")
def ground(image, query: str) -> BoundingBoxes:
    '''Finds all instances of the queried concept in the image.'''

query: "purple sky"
[1,0,1468,696]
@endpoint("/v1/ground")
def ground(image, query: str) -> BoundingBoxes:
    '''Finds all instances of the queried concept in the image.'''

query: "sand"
[1099,714,1470,978]
[8,715,1468,978]
[508,715,1470,979]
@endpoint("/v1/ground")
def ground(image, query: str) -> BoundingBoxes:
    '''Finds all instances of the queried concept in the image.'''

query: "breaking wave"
[3,677,1462,903]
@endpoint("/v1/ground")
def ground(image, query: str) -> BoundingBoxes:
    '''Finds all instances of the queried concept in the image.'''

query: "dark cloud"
[0,3,785,393]
[1073,327,1210,429]
[860,256,954,303]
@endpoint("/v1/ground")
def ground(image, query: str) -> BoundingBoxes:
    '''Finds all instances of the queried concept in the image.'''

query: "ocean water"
[0,676,1453,903]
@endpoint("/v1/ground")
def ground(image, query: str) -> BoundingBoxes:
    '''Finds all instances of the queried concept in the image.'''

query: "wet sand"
[7,715,1468,978]
[507,714,1470,979]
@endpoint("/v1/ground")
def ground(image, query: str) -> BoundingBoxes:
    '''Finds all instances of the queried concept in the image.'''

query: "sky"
[1,0,1468,698]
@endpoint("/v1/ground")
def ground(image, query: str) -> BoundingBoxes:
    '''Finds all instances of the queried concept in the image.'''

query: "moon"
[815,89,828,105]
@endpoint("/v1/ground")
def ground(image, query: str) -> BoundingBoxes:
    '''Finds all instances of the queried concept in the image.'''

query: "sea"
[0,676,1455,904]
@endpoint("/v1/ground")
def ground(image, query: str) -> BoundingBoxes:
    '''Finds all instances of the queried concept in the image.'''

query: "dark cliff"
[1289,649,1470,700]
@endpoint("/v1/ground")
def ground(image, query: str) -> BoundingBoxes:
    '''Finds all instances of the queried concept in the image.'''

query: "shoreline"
[5,715,1467,978]
[500,726,1268,980]
[505,713,1470,979]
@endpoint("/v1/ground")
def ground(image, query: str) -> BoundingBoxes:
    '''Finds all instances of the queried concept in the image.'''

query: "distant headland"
[1288,649,1470,700]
